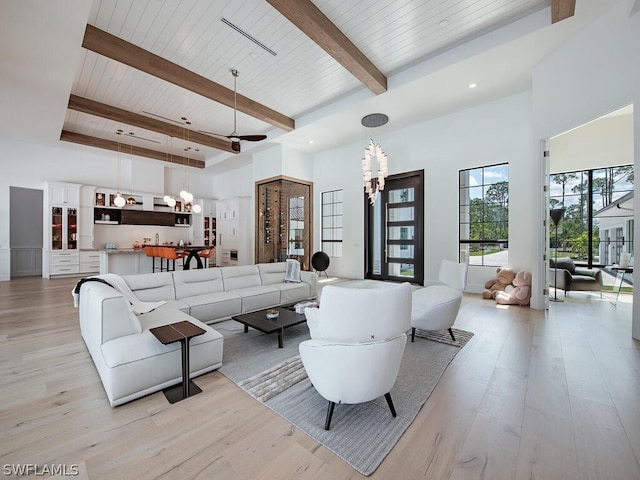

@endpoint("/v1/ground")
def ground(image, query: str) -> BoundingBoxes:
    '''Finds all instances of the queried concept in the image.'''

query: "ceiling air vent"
[221,18,277,56]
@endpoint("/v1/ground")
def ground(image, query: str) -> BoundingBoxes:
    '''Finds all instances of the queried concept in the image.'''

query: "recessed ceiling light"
[438,19,450,27]
[469,83,477,89]
[309,140,314,144]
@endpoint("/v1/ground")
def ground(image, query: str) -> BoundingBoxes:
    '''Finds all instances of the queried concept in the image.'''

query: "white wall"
[281,146,314,182]
[313,91,535,290]
[532,1,640,333]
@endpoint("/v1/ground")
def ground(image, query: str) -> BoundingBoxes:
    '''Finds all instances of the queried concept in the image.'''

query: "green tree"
[552,173,578,206]
[592,166,634,209]
[485,181,508,208]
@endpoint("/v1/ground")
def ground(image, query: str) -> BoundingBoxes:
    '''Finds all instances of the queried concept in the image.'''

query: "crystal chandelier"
[361,113,389,205]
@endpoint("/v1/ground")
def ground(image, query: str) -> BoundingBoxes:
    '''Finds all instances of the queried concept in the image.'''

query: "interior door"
[365,170,424,285]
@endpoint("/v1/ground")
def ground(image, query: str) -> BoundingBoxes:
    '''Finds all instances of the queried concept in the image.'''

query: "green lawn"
[469,249,501,256]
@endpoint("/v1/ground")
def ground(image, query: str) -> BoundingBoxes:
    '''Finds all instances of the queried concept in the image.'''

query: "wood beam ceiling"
[82,24,295,132]
[551,0,576,23]
[266,0,387,95]
[60,131,205,169]
[68,95,236,154]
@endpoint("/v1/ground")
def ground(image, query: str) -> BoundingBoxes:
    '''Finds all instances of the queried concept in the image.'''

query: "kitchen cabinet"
[50,205,78,251]
[46,205,79,277]
[44,182,81,278]
[203,216,216,248]
[80,250,101,274]
[78,185,95,249]
[49,182,80,205]
[216,197,250,266]
[49,251,79,276]
[192,198,216,249]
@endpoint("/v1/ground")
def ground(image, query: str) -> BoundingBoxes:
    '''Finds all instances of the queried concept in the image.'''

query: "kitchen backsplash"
[93,224,192,249]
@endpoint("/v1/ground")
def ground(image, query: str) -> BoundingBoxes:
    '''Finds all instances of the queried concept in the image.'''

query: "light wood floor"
[1,276,639,480]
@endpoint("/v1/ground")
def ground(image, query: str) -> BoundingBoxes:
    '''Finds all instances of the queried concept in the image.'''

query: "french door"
[365,170,424,285]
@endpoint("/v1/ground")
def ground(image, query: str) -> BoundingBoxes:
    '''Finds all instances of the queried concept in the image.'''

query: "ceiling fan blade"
[231,141,241,152]
[238,134,267,142]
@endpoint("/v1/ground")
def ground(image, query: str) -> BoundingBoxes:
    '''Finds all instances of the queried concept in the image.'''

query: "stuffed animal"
[482,267,516,299]
[496,270,531,305]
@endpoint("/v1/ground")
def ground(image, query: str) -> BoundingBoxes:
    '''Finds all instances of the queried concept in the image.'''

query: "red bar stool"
[198,248,215,268]
[145,246,159,272]
[159,247,186,271]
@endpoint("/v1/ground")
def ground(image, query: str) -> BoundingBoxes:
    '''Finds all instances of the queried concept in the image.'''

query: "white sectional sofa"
[78,262,318,406]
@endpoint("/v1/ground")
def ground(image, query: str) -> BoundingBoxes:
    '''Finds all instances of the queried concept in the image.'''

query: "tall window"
[322,190,343,257]
[550,166,633,266]
[459,164,509,266]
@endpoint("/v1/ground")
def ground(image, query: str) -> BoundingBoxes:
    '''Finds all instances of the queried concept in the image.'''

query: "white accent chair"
[299,282,412,430]
[411,259,468,342]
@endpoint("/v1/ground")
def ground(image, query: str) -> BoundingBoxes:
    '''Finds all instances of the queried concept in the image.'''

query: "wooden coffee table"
[232,307,306,348]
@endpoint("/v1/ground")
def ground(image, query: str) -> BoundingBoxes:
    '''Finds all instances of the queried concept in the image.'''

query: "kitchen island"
[99,248,157,275]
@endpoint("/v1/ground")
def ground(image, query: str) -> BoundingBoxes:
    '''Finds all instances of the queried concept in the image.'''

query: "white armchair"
[411,259,467,342]
[299,282,411,430]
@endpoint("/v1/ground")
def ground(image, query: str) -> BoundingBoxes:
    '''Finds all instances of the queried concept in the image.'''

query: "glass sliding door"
[365,170,424,284]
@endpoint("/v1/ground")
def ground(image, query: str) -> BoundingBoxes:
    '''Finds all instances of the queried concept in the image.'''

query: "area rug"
[413,327,474,347]
[216,320,473,476]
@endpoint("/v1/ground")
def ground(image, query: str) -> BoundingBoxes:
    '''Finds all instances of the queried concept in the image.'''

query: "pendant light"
[163,134,176,208]
[179,117,194,204]
[114,130,126,208]
[361,114,389,206]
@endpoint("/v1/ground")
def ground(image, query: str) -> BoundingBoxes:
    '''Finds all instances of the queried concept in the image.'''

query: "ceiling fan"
[199,69,267,153]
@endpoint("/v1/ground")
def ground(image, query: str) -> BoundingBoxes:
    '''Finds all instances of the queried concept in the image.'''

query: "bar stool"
[145,246,159,273]
[198,248,215,268]
[159,247,186,271]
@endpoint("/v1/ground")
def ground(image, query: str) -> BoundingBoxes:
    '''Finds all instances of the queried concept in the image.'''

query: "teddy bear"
[496,270,532,305]
[482,267,516,299]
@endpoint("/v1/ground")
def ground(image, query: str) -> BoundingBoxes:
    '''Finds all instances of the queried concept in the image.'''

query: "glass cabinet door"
[51,207,63,250]
[204,217,210,246]
[67,207,77,250]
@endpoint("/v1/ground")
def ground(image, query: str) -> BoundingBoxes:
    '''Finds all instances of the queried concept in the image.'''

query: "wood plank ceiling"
[62,0,570,168]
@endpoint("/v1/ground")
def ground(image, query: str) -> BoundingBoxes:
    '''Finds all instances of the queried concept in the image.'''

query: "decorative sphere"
[192,204,202,214]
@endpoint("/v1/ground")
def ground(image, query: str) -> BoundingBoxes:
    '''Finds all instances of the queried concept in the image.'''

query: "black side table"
[150,320,206,403]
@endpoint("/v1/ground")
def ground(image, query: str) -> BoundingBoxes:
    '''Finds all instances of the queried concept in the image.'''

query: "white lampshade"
[192,203,201,214]
[167,197,176,208]
[114,194,126,208]
[163,195,171,204]
[179,190,188,200]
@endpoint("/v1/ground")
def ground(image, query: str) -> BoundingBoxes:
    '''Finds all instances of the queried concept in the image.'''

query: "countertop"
[103,248,148,254]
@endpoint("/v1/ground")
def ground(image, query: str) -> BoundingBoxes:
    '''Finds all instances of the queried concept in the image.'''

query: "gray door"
[10,187,43,277]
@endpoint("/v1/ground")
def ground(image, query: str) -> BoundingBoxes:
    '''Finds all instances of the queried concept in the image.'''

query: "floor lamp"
[550,208,565,302]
